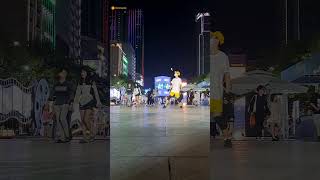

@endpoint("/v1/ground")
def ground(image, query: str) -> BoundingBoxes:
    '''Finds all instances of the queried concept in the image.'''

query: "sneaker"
[55,139,63,143]
[224,139,232,148]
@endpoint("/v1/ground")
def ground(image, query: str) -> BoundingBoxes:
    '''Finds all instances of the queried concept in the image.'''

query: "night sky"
[120,0,319,88]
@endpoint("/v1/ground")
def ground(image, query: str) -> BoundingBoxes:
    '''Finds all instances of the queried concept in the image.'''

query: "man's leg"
[59,104,70,141]
[53,105,62,142]
[211,99,223,137]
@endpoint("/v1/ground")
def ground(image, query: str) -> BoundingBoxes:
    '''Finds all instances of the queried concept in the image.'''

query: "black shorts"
[215,116,234,130]
[215,116,228,130]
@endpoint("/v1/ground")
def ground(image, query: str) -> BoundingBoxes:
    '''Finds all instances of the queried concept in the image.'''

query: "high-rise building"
[0,0,55,47]
[127,9,144,79]
[195,12,211,76]
[110,6,145,81]
[110,42,135,79]
[122,43,136,80]
[80,0,110,76]
[56,0,81,61]
[110,6,127,42]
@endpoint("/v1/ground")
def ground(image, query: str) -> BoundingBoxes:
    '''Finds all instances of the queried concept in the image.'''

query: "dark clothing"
[127,87,133,95]
[223,93,234,121]
[147,91,153,105]
[50,81,74,105]
[311,94,320,114]
[187,91,195,105]
[249,94,269,137]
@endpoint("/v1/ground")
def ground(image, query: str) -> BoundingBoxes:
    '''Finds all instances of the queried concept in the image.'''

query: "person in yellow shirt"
[210,31,232,147]
[163,70,183,108]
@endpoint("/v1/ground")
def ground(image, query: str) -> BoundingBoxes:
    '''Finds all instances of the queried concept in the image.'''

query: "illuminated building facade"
[0,0,55,48]
[41,0,56,47]
[110,42,134,78]
[110,6,145,81]
[127,9,144,79]
[195,12,211,76]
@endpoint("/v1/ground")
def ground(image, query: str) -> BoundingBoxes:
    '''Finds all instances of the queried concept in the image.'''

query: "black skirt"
[79,99,97,110]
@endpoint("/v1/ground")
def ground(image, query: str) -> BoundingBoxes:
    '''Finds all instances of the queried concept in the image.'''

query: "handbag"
[249,113,256,127]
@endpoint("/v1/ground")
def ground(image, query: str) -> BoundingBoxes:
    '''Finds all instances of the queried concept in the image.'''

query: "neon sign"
[155,76,171,96]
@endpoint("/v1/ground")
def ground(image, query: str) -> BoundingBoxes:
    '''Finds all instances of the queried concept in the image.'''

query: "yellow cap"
[210,31,224,45]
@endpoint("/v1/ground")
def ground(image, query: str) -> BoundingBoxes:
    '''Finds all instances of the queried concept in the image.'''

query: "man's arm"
[224,72,231,93]
[224,55,231,93]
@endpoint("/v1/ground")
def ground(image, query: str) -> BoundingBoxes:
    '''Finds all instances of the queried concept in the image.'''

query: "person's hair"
[257,85,264,91]
[79,68,93,85]
[210,31,225,45]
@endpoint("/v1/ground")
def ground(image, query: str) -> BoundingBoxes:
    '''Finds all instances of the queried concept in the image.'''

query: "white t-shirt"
[210,50,230,100]
[171,77,182,93]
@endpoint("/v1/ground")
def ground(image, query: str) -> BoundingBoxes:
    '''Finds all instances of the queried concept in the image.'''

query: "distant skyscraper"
[127,9,144,78]
[110,6,145,81]
[110,6,127,42]
[195,12,211,76]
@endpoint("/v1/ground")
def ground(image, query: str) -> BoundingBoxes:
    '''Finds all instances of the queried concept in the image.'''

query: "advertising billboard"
[154,76,171,97]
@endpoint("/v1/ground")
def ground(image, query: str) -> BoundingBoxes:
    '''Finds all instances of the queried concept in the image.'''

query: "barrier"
[0,78,49,136]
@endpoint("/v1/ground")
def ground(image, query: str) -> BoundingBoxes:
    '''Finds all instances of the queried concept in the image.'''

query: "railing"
[0,78,49,136]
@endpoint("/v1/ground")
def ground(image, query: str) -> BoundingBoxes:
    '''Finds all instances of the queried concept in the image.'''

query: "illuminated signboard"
[154,76,171,96]
[111,6,127,10]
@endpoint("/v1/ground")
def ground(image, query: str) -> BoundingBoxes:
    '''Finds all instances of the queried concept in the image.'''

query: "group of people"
[248,85,282,141]
[43,67,102,143]
[120,83,143,107]
[210,31,287,147]
[186,89,210,106]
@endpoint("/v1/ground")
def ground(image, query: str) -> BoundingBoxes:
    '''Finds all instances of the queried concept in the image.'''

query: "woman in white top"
[74,68,101,143]
[269,95,281,141]
[133,83,141,105]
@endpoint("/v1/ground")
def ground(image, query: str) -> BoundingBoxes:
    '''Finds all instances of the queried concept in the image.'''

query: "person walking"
[133,83,142,106]
[163,70,183,108]
[147,90,152,106]
[269,95,282,141]
[210,31,232,147]
[74,68,102,143]
[310,91,320,141]
[126,84,133,107]
[249,85,270,140]
[49,68,74,143]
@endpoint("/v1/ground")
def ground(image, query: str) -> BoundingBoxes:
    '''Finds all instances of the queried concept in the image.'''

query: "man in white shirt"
[163,71,183,108]
[210,31,232,147]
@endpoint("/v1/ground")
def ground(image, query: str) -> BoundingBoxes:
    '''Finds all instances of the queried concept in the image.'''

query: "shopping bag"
[249,114,256,127]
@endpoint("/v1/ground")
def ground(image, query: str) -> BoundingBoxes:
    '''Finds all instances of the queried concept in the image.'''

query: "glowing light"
[181,82,187,87]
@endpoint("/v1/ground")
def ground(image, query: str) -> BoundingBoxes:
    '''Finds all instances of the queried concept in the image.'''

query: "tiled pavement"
[0,139,109,180]
[111,105,210,180]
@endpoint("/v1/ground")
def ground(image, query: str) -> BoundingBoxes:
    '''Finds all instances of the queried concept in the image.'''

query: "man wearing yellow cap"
[163,70,183,108]
[210,31,232,147]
